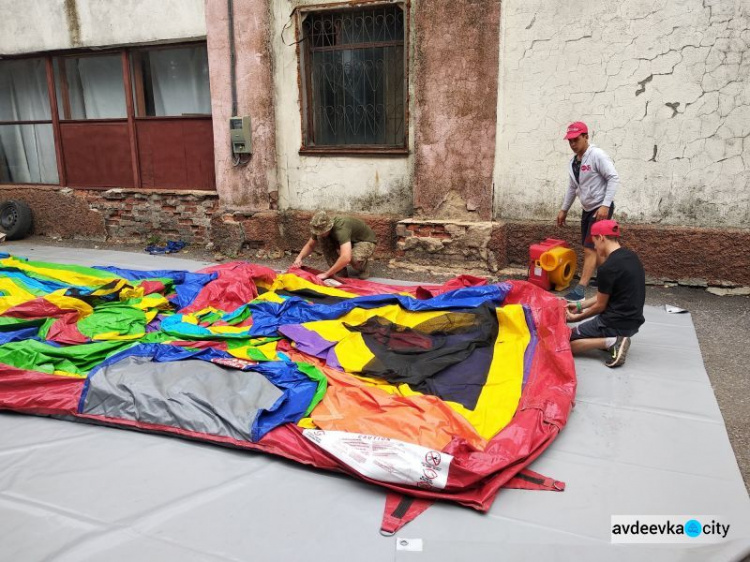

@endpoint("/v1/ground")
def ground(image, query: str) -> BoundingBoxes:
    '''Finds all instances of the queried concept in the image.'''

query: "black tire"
[0,200,33,240]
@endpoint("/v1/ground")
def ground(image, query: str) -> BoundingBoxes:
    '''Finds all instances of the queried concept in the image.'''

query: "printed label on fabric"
[303,429,453,489]
[534,266,542,277]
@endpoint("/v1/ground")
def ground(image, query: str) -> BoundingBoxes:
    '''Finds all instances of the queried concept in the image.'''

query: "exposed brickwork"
[240,211,281,250]
[504,221,583,268]
[280,211,314,255]
[394,219,498,272]
[1,183,746,286]
[210,209,283,257]
[85,189,218,244]
[625,225,750,287]
[209,212,245,256]
[0,185,218,245]
[489,223,508,271]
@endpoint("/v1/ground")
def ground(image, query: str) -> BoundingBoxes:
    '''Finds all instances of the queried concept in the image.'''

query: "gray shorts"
[570,316,639,341]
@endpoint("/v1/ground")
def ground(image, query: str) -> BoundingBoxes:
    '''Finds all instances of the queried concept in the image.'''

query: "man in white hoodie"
[556,121,620,301]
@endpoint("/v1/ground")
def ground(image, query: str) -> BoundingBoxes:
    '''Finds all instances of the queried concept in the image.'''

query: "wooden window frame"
[0,41,214,190]
[296,0,410,156]
[128,41,212,120]
[0,55,64,186]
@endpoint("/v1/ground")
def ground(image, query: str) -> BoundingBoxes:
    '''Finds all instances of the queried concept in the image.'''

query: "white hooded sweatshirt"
[561,144,620,213]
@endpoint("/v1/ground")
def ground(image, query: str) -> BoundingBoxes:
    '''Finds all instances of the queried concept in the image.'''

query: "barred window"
[300,4,406,152]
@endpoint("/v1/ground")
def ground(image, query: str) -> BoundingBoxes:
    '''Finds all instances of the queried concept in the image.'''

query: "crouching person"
[565,220,645,368]
[292,211,377,280]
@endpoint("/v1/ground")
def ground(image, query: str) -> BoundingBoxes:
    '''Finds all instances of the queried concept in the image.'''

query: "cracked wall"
[269,0,414,216]
[493,0,750,228]
[0,0,206,54]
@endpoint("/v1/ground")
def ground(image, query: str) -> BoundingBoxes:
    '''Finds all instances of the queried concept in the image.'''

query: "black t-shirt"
[597,247,646,330]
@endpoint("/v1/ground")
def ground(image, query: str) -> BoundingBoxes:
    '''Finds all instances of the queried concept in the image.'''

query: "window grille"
[301,4,406,150]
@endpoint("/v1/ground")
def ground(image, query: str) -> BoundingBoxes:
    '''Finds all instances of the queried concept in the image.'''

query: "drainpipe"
[228,0,238,117]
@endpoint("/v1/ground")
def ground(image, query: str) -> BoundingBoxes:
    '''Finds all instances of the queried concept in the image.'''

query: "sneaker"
[606,336,631,368]
[564,286,585,301]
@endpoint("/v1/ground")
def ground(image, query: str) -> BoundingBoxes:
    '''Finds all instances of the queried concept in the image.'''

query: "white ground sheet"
[0,243,748,561]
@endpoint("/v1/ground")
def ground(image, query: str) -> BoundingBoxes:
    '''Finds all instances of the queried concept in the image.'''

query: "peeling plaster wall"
[493,0,750,228]
[269,0,414,215]
[206,0,279,209]
[0,0,206,54]
[413,0,501,221]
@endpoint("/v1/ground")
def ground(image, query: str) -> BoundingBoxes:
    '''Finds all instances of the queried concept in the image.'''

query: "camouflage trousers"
[322,240,376,271]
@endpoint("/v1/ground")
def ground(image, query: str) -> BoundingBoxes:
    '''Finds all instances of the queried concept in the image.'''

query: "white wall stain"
[0,0,206,53]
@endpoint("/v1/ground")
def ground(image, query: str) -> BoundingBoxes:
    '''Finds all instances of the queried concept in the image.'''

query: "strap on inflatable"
[504,468,565,491]
[380,492,435,536]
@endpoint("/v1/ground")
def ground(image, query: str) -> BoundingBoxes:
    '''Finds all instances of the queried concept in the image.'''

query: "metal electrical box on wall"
[230,116,252,154]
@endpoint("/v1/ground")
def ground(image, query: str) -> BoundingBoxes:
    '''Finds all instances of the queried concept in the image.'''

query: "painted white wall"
[0,1,69,54]
[270,0,414,214]
[0,0,206,55]
[493,0,750,228]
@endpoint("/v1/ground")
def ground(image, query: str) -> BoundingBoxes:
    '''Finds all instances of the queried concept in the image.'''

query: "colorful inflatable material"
[0,253,576,532]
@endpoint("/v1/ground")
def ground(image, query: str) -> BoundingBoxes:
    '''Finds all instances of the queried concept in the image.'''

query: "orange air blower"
[528,238,577,291]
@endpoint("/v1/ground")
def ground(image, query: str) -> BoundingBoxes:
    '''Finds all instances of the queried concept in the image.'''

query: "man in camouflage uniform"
[292,211,377,280]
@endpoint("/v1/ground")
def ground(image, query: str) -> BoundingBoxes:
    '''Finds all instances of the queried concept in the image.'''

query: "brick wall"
[86,189,218,244]
[0,186,219,245]
[1,185,747,286]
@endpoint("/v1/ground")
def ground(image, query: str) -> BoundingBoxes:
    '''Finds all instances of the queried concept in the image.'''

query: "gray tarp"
[83,356,283,441]
[0,244,748,561]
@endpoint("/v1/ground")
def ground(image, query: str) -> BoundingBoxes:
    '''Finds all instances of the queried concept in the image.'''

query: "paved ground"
[6,237,750,494]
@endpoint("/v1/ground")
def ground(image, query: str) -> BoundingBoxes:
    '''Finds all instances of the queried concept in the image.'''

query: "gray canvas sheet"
[0,243,748,561]
[83,356,283,442]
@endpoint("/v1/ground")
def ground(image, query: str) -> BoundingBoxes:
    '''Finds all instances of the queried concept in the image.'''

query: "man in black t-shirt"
[565,219,645,368]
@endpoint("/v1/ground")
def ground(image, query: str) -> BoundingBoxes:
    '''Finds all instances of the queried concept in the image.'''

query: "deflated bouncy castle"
[0,253,576,532]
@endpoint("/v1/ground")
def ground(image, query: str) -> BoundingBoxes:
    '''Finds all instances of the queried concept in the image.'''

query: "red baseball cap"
[591,219,621,237]
[564,121,588,140]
